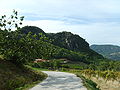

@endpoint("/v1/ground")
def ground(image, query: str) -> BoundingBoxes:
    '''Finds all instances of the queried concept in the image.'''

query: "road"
[30,71,87,90]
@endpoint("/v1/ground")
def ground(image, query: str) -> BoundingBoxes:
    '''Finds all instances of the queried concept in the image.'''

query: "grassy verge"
[59,69,100,90]
[26,66,100,90]
[76,73,100,90]
[0,60,47,90]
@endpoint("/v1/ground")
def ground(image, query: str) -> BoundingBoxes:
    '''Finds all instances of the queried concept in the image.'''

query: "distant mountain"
[90,45,120,60]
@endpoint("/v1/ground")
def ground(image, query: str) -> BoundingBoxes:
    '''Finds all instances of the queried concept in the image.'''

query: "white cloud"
[1,0,120,45]
[23,20,120,45]
[1,0,120,18]
[23,20,69,33]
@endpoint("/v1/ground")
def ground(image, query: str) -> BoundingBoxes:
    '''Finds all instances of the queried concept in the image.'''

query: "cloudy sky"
[1,0,120,46]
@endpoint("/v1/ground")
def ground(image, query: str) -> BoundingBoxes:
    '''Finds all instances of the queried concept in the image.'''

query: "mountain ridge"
[90,44,120,60]
[20,26,103,60]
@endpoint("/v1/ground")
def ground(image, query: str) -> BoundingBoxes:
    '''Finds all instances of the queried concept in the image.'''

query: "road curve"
[30,71,87,90]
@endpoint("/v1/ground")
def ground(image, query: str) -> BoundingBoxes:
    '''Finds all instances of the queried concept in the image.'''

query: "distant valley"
[90,45,120,60]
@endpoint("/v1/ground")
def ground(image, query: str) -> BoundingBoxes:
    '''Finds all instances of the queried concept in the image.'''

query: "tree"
[0,10,24,31]
[0,10,25,65]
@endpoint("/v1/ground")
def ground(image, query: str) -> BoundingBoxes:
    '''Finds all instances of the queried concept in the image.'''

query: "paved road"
[30,71,87,90]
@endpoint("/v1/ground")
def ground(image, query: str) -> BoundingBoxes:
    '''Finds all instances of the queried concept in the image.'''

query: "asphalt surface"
[30,71,87,90]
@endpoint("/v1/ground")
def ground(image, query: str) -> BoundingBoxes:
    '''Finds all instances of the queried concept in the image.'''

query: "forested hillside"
[90,45,120,60]
[47,31,89,52]
[20,26,103,60]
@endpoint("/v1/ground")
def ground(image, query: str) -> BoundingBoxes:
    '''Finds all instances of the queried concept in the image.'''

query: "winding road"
[30,71,87,90]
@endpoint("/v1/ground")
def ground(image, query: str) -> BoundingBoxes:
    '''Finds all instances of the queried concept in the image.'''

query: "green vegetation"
[0,10,48,90]
[47,31,89,52]
[81,69,120,81]
[0,60,47,90]
[50,68,100,90]
[76,73,99,90]
[47,31,103,59]
[0,10,120,90]
[30,59,62,70]
[19,26,103,63]
[91,44,120,60]
[0,10,24,31]
[80,69,120,90]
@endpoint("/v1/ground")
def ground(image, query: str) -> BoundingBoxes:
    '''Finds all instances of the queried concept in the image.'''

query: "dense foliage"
[0,30,89,65]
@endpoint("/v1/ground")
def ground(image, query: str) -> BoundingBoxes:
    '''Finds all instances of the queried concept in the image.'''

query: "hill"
[20,26,46,35]
[20,26,103,60]
[47,31,89,52]
[47,31,102,58]
[90,45,120,60]
[0,59,47,90]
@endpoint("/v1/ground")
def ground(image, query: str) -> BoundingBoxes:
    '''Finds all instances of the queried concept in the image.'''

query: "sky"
[0,0,120,46]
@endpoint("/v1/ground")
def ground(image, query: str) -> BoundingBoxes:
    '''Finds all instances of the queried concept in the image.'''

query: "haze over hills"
[90,45,120,60]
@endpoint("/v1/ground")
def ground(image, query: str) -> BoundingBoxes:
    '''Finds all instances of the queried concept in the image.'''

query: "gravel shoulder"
[30,71,87,90]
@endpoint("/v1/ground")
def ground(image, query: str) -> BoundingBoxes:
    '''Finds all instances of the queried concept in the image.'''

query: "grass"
[0,55,4,60]
[57,68,100,90]
[0,60,47,90]
[76,73,100,90]
[89,76,120,90]
[30,67,50,71]
[34,67,99,90]
[16,80,44,90]
[28,60,102,90]
[1,58,118,90]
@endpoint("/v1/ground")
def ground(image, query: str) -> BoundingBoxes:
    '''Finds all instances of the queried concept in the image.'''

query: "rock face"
[90,45,120,60]
[47,31,103,58]
[47,31,90,52]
